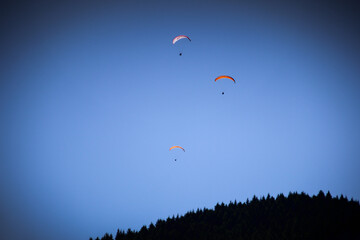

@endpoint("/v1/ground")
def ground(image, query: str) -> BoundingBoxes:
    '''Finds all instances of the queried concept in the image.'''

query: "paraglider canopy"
[172,35,191,44]
[215,75,236,83]
[169,146,185,152]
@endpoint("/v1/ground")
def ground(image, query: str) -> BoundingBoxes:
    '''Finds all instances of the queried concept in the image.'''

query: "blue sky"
[1,0,360,239]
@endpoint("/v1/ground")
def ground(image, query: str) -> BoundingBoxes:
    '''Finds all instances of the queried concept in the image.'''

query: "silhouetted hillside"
[90,191,360,240]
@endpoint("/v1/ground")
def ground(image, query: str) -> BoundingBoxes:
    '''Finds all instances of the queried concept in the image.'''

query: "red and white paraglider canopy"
[172,35,191,44]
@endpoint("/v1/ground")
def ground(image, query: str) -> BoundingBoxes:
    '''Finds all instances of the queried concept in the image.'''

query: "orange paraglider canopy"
[215,75,236,83]
[169,146,185,152]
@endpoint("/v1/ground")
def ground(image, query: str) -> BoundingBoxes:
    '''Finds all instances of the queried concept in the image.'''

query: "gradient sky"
[1,0,360,239]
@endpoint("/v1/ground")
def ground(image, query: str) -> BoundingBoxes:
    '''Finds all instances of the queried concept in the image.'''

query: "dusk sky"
[1,0,360,239]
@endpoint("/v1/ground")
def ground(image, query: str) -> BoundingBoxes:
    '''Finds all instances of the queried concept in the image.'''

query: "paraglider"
[172,35,191,56]
[170,146,185,162]
[215,75,236,95]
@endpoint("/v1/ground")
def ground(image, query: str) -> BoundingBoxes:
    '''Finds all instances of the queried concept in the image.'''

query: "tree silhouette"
[91,191,360,240]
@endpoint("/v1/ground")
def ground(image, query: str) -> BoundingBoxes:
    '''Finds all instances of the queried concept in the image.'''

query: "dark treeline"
[90,191,360,240]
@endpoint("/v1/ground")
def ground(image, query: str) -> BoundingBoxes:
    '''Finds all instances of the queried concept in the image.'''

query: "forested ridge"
[91,191,360,240]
